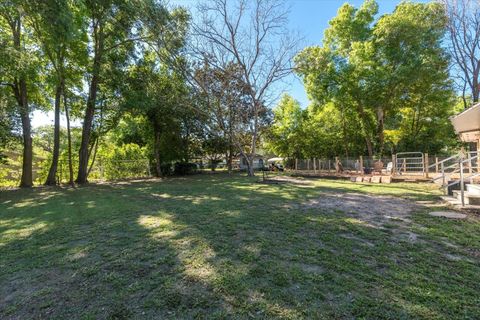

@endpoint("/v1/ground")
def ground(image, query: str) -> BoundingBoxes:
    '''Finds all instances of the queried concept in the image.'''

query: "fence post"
[295,158,298,171]
[435,157,439,173]
[468,152,473,174]
[402,158,406,173]
[59,161,63,185]
[424,153,429,178]
[313,158,317,173]
[335,156,339,173]
[359,155,363,175]
[307,159,310,171]
[328,159,331,173]
[391,154,396,176]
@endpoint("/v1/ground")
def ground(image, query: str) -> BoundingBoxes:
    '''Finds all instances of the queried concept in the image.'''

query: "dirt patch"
[429,211,467,219]
[300,192,420,228]
[262,175,313,185]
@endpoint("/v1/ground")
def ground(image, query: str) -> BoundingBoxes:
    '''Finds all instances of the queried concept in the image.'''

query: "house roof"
[450,102,480,142]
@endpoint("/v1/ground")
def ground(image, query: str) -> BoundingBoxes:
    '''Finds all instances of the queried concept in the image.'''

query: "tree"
[75,0,141,183]
[25,0,83,185]
[194,62,250,173]
[202,134,228,171]
[265,94,304,159]
[443,0,480,106]
[296,0,453,156]
[122,52,190,176]
[194,0,298,176]
[0,0,43,187]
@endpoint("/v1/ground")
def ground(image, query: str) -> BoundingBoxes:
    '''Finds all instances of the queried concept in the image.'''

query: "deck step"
[452,190,480,205]
[466,184,480,195]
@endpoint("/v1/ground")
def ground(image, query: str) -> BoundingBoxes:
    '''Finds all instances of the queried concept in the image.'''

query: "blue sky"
[32,0,414,127]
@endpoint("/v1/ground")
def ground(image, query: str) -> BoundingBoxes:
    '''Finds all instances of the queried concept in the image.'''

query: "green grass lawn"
[1,174,479,319]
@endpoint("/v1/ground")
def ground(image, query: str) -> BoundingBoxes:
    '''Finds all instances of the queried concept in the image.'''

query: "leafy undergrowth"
[0,174,479,319]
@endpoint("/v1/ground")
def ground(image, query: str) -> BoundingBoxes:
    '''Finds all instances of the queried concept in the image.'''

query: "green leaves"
[294,0,455,156]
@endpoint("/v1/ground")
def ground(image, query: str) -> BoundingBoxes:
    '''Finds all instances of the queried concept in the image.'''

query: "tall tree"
[265,94,305,159]
[194,62,250,173]
[26,0,83,185]
[122,52,189,176]
[194,0,298,176]
[443,0,480,106]
[296,0,453,156]
[0,0,42,187]
[76,0,141,183]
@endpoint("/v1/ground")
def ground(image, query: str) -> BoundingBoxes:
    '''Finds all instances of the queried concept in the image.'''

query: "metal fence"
[57,159,151,183]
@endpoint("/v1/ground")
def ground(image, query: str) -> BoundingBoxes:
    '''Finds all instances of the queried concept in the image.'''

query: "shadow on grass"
[0,174,478,319]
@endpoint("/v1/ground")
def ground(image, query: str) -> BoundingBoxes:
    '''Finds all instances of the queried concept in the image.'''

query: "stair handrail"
[430,166,461,181]
[443,172,480,189]
[440,154,480,207]
[428,154,459,169]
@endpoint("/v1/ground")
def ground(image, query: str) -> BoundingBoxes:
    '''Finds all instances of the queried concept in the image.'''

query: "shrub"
[174,162,198,175]
[160,163,173,176]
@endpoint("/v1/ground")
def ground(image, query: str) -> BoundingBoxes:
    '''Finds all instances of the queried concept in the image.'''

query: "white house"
[238,154,265,170]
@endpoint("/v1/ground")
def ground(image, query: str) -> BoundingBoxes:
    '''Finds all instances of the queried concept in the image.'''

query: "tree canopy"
[0,0,472,186]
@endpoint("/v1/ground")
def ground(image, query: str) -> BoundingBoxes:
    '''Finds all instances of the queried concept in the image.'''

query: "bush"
[101,143,149,180]
[174,162,198,175]
[160,163,173,176]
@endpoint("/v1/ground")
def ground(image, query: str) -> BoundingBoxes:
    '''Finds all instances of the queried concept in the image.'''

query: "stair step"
[466,184,480,195]
[452,190,480,205]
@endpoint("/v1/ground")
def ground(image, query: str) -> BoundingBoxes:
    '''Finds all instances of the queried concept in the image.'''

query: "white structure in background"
[238,154,265,170]
[446,102,480,206]
[451,102,480,145]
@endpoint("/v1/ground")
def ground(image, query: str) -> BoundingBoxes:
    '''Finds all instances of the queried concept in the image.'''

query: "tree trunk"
[226,151,232,173]
[64,88,74,186]
[87,136,99,176]
[45,80,63,185]
[154,128,162,177]
[11,18,32,188]
[473,71,479,103]
[248,101,259,177]
[247,157,255,176]
[76,27,103,184]
[227,106,233,173]
[365,138,373,157]
[376,107,385,156]
[18,78,33,188]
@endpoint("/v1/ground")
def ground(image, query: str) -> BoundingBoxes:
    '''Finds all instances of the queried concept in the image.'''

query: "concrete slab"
[429,211,467,219]
[371,176,381,183]
[350,176,357,182]
[363,177,371,183]
[381,176,392,184]
[355,176,363,182]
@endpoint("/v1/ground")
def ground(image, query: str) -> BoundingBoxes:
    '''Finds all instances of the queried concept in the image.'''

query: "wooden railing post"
[424,153,429,178]
[468,152,472,174]
[295,158,298,171]
[313,158,317,173]
[391,154,396,176]
[435,157,439,173]
[335,157,339,173]
[359,155,364,175]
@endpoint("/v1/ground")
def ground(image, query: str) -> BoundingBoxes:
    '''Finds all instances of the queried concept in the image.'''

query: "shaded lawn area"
[1,174,479,319]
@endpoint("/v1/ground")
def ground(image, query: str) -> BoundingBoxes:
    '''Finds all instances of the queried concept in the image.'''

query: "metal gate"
[395,152,424,174]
